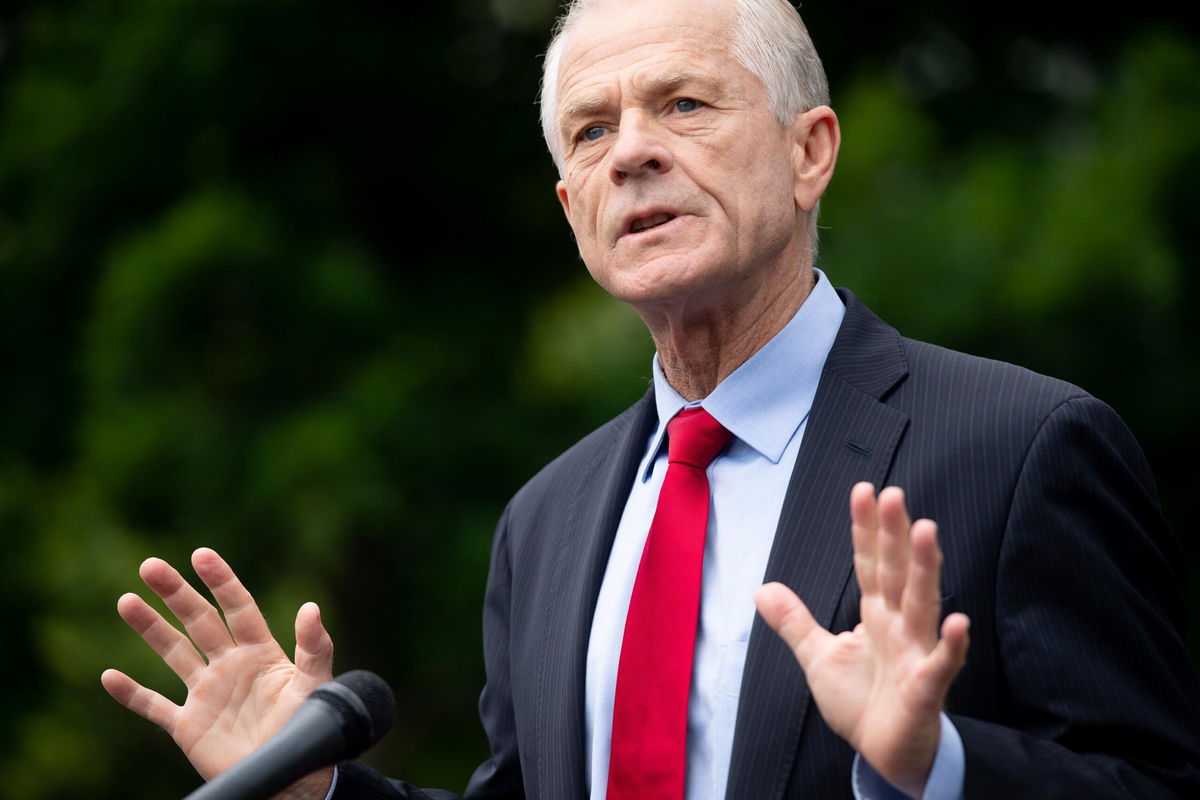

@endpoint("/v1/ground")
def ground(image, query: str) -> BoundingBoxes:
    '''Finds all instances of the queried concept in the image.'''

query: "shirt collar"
[643,268,846,480]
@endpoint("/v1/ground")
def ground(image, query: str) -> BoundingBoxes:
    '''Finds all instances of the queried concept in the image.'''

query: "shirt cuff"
[320,764,340,800]
[851,712,964,800]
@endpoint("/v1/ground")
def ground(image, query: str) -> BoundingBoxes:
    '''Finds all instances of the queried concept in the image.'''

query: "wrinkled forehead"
[554,0,738,114]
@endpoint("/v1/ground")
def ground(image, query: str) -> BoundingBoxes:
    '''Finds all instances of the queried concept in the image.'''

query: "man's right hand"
[101,547,336,799]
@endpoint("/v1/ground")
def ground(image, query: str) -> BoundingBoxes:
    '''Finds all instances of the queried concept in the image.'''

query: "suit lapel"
[534,388,658,799]
[725,290,910,799]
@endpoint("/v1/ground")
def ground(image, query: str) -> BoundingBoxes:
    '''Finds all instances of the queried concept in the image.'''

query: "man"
[103,0,1200,798]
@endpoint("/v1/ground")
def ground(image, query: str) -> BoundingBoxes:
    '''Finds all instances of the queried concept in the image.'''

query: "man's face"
[553,0,806,313]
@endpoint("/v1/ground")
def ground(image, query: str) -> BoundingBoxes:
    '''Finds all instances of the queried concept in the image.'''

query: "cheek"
[570,180,607,238]
[730,168,797,254]
[565,195,604,260]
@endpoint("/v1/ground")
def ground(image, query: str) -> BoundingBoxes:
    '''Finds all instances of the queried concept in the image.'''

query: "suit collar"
[824,288,910,400]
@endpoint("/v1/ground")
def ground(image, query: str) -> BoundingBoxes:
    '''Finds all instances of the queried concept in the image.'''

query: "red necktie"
[608,407,732,800]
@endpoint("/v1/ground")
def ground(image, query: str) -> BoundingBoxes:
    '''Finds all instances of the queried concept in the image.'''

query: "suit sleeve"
[333,506,525,799]
[951,395,1200,799]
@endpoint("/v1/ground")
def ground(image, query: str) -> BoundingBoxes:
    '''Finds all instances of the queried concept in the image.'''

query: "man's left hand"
[756,482,970,799]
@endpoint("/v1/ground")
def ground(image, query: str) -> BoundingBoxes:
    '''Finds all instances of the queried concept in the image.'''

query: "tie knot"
[666,407,732,470]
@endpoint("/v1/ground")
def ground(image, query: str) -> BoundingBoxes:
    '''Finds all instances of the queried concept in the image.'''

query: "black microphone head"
[309,670,396,758]
[335,670,396,743]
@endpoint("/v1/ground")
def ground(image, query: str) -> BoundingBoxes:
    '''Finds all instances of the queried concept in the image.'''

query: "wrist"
[856,713,964,800]
[871,718,941,798]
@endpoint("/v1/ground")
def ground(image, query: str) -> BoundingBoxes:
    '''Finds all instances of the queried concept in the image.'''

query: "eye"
[674,97,700,113]
[581,125,605,142]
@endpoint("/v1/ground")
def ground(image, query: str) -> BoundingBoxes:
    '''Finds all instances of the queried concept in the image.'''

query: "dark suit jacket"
[336,289,1200,799]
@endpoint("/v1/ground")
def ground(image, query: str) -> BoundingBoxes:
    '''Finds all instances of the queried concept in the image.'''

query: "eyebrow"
[560,95,610,126]
[643,71,713,96]
[558,71,720,136]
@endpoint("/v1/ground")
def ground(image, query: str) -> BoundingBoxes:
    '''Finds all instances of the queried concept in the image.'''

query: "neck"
[642,265,815,402]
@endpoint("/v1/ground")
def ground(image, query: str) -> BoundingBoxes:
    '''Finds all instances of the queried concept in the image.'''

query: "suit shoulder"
[829,290,1102,423]
[896,336,1095,418]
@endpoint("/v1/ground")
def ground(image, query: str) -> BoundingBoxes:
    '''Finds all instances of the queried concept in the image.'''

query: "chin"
[591,259,732,310]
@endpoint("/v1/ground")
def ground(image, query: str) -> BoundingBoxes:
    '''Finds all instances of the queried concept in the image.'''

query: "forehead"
[555,0,742,113]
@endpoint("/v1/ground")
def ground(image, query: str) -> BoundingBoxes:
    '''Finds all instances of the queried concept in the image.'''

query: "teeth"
[631,213,675,233]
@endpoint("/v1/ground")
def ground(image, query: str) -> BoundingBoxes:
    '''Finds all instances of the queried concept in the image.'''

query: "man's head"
[540,0,829,174]
[540,0,840,317]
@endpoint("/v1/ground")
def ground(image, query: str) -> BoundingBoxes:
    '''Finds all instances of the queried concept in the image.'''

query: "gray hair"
[539,0,830,253]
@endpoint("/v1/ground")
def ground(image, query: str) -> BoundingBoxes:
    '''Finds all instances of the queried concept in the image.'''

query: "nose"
[608,111,673,184]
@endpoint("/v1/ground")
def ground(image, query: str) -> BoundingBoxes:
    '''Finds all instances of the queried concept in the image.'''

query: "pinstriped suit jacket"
[337,289,1200,799]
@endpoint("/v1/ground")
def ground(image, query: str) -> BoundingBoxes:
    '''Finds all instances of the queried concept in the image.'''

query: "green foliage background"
[0,1,1196,796]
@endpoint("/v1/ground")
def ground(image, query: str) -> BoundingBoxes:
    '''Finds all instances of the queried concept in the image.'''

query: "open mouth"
[629,213,677,234]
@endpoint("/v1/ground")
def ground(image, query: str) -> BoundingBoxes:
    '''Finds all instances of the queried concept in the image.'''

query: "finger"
[101,668,181,732]
[919,613,970,706]
[901,519,942,648]
[116,592,206,687]
[876,486,911,610]
[756,582,833,670]
[294,602,335,686]
[140,556,234,658]
[850,482,880,596]
[191,548,275,647]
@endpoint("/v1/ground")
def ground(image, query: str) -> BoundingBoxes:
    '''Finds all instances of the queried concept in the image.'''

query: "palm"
[102,548,335,788]
[756,484,970,798]
[173,645,310,775]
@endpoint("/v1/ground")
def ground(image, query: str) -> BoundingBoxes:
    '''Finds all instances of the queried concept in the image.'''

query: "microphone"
[182,670,396,800]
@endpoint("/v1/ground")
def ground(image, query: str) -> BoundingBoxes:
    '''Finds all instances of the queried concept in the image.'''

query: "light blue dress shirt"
[583,270,964,800]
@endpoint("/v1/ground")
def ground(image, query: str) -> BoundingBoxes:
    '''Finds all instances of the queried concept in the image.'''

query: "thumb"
[294,601,335,684]
[756,581,830,669]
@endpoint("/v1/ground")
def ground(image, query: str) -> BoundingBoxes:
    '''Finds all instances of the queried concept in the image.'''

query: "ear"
[790,106,840,213]
[556,180,571,219]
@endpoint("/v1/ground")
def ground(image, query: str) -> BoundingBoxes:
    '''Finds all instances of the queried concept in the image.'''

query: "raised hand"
[755,483,970,799]
[101,547,336,799]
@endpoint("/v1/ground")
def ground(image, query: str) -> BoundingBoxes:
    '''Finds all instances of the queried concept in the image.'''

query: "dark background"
[0,1,1196,796]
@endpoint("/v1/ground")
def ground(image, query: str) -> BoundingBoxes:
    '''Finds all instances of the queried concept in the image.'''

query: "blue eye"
[583,125,605,141]
[675,98,699,112]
